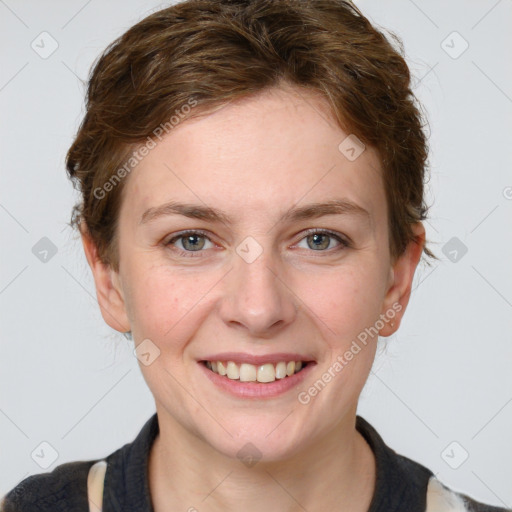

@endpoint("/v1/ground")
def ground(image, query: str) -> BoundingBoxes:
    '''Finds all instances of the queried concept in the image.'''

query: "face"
[84,85,424,461]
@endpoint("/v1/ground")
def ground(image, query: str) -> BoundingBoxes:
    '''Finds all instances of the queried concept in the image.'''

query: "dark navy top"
[2,413,509,511]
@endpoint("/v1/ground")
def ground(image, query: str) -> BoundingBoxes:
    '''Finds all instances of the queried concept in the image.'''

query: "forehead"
[121,86,386,228]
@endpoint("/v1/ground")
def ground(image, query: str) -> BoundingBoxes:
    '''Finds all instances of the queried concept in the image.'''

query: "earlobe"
[379,223,426,337]
[80,225,131,333]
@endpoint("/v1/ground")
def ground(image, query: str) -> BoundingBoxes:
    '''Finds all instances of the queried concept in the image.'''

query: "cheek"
[123,263,203,340]
[299,266,383,401]
[300,261,385,338]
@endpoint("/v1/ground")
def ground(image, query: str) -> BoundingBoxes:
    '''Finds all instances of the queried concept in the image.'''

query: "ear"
[80,224,131,333]
[379,223,426,337]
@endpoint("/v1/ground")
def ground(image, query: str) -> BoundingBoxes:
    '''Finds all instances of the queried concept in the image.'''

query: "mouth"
[198,352,317,399]
[201,359,310,383]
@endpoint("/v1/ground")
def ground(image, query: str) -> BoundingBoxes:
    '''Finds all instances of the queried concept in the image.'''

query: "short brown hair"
[66,0,436,271]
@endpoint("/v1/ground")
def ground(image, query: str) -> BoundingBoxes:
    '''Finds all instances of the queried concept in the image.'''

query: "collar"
[356,415,433,512]
[102,413,433,512]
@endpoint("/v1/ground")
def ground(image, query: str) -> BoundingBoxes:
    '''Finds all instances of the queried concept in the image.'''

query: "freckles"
[130,270,175,321]
[320,272,360,308]
[309,270,377,337]
[137,270,211,331]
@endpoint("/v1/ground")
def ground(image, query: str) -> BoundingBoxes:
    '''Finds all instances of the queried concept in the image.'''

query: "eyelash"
[164,228,351,258]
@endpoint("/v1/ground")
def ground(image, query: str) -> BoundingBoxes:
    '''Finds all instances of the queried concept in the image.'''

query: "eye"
[165,230,214,255]
[164,228,350,258]
[295,229,350,252]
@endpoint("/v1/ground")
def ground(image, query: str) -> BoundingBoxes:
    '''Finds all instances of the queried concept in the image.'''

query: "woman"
[2,0,509,511]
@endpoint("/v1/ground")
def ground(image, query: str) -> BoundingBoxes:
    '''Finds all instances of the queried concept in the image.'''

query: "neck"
[148,406,376,512]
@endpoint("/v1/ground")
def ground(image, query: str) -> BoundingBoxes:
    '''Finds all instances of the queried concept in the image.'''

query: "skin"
[82,84,425,511]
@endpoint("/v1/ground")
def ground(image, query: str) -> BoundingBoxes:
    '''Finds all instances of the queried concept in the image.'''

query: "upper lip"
[200,352,316,366]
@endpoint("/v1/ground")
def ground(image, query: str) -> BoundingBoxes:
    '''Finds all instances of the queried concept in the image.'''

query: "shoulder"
[355,415,510,512]
[1,413,160,512]
[426,475,511,512]
[1,459,98,512]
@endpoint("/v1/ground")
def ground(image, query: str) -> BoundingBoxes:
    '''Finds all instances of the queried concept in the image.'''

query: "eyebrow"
[139,198,371,227]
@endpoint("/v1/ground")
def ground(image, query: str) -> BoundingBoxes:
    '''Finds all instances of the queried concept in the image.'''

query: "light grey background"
[1,0,511,507]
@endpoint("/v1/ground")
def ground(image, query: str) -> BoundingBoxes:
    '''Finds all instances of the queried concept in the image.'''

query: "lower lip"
[198,362,315,399]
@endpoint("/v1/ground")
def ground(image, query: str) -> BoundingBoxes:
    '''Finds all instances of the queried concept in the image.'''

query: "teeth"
[275,361,287,379]
[217,361,227,376]
[205,359,306,383]
[226,361,239,379]
[257,363,275,383]
[239,363,257,382]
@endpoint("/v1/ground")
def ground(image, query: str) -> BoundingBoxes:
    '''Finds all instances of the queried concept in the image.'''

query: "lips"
[200,352,314,366]
[199,355,316,399]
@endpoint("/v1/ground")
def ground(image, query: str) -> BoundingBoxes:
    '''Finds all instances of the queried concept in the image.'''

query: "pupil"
[309,233,328,250]
[184,235,204,251]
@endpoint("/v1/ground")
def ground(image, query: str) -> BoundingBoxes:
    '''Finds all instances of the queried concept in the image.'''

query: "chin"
[200,418,312,464]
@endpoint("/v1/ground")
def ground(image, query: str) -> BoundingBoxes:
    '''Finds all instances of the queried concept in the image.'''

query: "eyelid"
[165,228,212,243]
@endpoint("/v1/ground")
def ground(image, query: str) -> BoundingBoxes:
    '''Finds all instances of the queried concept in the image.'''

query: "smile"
[203,360,308,383]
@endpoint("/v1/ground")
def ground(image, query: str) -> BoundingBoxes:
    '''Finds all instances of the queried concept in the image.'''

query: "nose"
[218,246,298,337]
